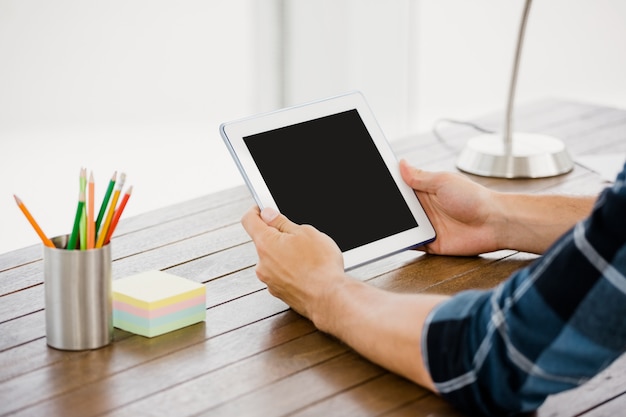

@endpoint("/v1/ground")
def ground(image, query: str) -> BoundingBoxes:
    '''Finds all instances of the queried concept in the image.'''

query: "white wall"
[0,1,257,253]
[277,0,626,137]
[2,0,626,254]
[415,0,626,132]
[279,0,418,140]
[0,0,259,128]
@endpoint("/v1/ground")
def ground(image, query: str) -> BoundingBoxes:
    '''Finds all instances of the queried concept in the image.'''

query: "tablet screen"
[243,109,418,252]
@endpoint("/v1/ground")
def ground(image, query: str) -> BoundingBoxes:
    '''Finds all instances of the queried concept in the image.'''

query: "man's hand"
[241,206,345,322]
[401,159,595,255]
[400,159,500,256]
[241,205,445,391]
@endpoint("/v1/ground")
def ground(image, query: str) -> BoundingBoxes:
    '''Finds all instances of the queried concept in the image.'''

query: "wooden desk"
[1,99,625,416]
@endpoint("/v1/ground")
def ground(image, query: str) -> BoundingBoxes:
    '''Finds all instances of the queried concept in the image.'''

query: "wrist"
[491,191,517,251]
[309,274,359,336]
[491,192,594,254]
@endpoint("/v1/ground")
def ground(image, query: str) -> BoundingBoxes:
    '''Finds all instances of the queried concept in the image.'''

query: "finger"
[399,159,441,193]
[241,206,268,241]
[260,207,300,234]
[260,206,279,223]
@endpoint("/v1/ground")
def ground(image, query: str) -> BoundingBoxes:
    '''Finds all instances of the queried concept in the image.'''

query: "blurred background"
[2,0,625,253]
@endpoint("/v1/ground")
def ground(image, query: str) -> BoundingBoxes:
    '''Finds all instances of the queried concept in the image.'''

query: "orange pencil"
[14,195,55,248]
[87,171,95,249]
[103,185,132,244]
[96,172,125,248]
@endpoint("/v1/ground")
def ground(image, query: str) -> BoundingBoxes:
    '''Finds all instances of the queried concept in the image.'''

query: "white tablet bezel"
[220,91,436,269]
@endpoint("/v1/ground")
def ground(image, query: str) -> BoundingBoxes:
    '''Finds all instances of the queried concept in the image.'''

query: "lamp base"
[456,132,574,178]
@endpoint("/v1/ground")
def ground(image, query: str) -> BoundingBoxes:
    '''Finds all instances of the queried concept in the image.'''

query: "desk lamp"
[456,0,574,178]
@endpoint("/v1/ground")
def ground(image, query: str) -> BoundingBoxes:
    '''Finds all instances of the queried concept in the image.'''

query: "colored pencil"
[13,195,55,248]
[67,189,86,250]
[103,185,132,244]
[96,171,116,235]
[79,168,87,250]
[96,172,125,248]
[87,171,95,250]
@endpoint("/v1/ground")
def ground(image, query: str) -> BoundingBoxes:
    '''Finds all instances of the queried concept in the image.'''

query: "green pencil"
[79,205,87,250]
[96,171,117,235]
[67,190,86,250]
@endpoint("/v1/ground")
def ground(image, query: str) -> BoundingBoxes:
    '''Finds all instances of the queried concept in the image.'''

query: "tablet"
[220,91,436,269]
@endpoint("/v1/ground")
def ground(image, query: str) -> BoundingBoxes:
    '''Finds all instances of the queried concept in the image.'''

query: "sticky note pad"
[112,270,206,338]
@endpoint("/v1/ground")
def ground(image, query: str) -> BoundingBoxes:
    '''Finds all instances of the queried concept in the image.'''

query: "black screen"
[244,109,418,252]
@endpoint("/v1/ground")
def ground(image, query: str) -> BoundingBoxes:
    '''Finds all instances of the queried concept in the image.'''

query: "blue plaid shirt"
[423,162,626,416]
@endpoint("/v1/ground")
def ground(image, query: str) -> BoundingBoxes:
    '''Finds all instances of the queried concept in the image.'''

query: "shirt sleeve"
[422,162,626,417]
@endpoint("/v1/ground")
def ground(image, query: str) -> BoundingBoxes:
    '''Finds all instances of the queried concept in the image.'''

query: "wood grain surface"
[1,99,624,416]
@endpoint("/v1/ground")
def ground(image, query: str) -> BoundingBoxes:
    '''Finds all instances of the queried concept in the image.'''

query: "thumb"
[399,159,439,194]
[260,207,299,234]
[399,159,423,189]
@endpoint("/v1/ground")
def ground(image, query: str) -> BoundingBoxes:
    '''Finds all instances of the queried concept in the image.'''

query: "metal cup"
[43,235,113,350]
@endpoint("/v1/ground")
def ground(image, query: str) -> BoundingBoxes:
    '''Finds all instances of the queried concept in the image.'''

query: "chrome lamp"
[456,0,574,178]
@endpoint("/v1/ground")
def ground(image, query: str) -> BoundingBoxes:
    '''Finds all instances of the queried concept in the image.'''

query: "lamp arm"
[504,0,533,150]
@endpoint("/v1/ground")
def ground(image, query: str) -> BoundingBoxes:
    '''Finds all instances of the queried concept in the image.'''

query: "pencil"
[13,195,55,248]
[96,172,125,248]
[103,185,132,245]
[96,171,116,235]
[67,189,86,250]
[79,168,87,250]
[87,171,95,250]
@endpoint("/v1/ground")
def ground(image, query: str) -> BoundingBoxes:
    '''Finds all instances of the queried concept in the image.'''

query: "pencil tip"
[13,194,21,204]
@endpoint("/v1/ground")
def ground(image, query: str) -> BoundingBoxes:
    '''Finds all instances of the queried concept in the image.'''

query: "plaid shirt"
[423,162,626,416]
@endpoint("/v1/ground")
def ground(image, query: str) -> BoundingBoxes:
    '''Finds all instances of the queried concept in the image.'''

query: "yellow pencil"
[103,185,132,245]
[14,195,55,248]
[96,172,125,248]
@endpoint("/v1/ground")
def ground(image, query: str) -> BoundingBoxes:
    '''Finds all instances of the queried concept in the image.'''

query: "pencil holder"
[43,235,113,350]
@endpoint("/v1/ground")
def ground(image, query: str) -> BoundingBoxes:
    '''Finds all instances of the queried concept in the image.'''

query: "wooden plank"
[384,394,466,417]
[392,98,612,169]
[537,354,626,417]
[0,247,407,352]
[111,186,249,236]
[581,393,626,417]
[0,245,522,405]
[0,284,42,323]
[0,310,44,352]
[109,352,386,417]
[0,261,40,298]
[0,309,315,416]
[0,100,624,417]
[0,197,253,296]
[14,328,345,417]
[290,373,428,417]
[391,98,593,155]
[0,270,280,365]
[0,246,40,274]
[0,186,249,273]
[0,223,251,323]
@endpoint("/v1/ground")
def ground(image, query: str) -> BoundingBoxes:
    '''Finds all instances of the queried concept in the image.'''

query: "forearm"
[311,276,448,391]
[426,179,626,415]
[493,193,595,254]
